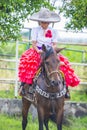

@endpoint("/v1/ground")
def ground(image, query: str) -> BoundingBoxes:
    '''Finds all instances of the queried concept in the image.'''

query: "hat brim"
[30,11,61,23]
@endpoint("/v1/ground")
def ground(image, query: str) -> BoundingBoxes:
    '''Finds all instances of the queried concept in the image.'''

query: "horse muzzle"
[50,80,60,87]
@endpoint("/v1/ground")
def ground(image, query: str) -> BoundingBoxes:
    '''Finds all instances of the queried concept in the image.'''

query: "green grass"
[0,114,87,130]
[59,44,87,63]
[70,90,87,102]
[65,116,87,130]
[0,89,15,98]
[0,87,20,99]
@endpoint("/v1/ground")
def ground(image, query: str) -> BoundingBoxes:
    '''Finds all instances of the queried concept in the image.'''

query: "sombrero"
[30,8,61,23]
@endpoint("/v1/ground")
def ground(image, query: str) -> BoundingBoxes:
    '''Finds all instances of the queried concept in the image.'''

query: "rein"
[44,62,63,87]
[45,70,62,88]
[44,63,59,81]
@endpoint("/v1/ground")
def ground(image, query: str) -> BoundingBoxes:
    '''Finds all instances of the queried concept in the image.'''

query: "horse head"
[41,44,65,88]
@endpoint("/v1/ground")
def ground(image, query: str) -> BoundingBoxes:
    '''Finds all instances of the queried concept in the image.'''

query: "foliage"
[60,0,87,31]
[0,42,16,56]
[0,113,87,130]
[0,0,54,42]
[1,0,87,42]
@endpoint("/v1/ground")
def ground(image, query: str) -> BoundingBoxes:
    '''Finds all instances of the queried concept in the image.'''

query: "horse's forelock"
[41,45,55,61]
[45,46,54,59]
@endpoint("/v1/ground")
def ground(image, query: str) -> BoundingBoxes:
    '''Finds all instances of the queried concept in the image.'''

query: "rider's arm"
[32,41,43,54]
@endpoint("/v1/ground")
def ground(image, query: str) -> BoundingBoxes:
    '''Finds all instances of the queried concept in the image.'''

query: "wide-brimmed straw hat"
[30,8,61,23]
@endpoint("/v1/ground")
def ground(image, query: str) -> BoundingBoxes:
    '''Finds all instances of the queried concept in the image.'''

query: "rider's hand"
[37,50,43,54]
[60,61,65,66]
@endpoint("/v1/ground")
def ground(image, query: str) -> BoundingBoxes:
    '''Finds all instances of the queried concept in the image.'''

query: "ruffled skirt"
[18,49,80,87]
[18,48,41,84]
[59,54,80,87]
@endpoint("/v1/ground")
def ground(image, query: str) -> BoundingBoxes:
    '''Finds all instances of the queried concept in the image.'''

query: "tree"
[60,0,87,31]
[0,0,54,42]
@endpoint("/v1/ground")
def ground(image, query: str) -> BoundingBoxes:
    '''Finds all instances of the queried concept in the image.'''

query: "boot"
[65,86,70,99]
[29,85,34,93]
[18,82,25,96]
[23,84,34,102]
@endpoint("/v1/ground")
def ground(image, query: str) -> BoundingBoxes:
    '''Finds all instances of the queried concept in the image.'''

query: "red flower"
[45,30,52,38]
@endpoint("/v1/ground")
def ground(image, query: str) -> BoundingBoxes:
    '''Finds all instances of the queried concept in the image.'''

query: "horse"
[21,45,66,130]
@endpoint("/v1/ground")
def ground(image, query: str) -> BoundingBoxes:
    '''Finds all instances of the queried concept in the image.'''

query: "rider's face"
[39,21,50,29]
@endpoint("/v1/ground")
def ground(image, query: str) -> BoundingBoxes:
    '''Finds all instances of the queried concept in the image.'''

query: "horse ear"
[41,45,46,61]
[42,44,46,52]
[54,47,66,53]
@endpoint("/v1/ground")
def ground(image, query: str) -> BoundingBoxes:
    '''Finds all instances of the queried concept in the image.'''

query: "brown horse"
[22,45,66,130]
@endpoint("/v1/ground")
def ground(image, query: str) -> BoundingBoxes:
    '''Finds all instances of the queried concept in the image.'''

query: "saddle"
[20,68,41,102]
[21,68,66,102]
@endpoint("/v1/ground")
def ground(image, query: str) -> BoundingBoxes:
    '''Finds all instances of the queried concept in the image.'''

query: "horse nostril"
[51,81,58,86]
[51,81,55,86]
[55,81,58,86]
[52,81,55,84]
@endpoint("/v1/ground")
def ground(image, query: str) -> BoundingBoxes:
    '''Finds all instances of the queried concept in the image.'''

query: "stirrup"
[18,86,25,96]
[24,93,34,102]
[29,86,34,93]
[65,92,70,99]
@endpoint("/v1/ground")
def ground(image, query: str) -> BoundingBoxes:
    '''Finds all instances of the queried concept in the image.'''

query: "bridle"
[35,45,66,99]
[47,70,59,77]
[43,54,62,87]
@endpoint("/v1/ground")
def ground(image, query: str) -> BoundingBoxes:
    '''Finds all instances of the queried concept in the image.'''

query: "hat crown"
[39,8,51,19]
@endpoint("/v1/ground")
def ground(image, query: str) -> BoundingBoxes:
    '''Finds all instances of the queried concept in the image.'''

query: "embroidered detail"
[36,85,66,99]
[45,30,52,38]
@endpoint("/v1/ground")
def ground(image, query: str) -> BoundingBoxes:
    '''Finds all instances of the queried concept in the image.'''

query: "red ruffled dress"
[18,48,41,84]
[18,50,80,87]
[58,54,80,87]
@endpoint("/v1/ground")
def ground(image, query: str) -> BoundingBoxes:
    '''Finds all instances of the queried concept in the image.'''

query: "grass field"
[0,113,87,130]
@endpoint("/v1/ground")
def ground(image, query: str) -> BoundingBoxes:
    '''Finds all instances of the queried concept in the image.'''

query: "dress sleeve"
[31,27,38,41]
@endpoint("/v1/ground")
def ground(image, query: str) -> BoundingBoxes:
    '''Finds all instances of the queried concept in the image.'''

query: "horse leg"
[44,118,49,130]
[56,109,64,130]
[37,107,44,130]
[38,114,44,130]
[22,97,31,130]
[57,123,62,130]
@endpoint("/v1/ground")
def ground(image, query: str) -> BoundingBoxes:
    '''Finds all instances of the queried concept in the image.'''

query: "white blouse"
[31,26,58,48]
